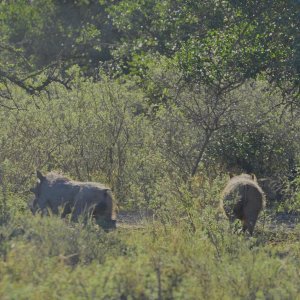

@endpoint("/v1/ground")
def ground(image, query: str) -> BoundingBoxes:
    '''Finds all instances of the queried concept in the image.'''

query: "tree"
[110,0,299,103]
[0,0,118,97]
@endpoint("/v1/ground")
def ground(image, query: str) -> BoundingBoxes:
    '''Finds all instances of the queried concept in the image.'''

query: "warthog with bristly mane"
[221,173,266,235]
[30,171,117,229]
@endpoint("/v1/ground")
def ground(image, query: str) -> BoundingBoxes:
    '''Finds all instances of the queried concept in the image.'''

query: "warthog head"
[29,170,45,214]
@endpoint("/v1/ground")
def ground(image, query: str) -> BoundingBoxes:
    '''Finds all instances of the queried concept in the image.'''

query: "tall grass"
[0,208,299,299]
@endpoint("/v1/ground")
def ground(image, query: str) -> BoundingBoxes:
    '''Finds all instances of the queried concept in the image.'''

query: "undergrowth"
[0,208,299,300]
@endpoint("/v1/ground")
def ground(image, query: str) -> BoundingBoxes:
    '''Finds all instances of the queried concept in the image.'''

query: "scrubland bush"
[0,207,299,299]
[0,65,300,299]
[141,59,300,180]
[210,81,300,178]
[0,72,167,210]
[0,67,299,210]
[0,1,299,298]
[276,171,300,214]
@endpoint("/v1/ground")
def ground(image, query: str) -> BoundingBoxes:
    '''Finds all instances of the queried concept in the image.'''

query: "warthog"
[221,173,265,235]
[30,171,117,229]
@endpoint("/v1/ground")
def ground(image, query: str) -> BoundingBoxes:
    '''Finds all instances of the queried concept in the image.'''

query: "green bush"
[0,210,299,299]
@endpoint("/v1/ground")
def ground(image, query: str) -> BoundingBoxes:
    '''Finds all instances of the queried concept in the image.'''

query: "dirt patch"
[116,210,154,229]
[117,210,300,232]
[267,212,300,230]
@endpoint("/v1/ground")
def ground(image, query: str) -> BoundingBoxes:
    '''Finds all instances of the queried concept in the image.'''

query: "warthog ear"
[229,172,234,179]
[36,170,45,181]
[250,173,257,181]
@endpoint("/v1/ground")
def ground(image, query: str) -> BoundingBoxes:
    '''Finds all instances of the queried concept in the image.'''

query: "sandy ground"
[116,209,300,231]
[116,210,154,229]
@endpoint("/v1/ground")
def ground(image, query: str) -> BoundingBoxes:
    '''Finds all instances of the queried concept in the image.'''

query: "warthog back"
[221,174,265,235]
[30,171,116,229]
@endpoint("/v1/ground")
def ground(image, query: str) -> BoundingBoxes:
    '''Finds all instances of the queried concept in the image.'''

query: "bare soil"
[116,209,300,231]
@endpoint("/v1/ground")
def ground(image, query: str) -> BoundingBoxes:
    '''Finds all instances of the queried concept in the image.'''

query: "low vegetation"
[0,199,300,299]
[0,71,299,300]
[0,0,299,299]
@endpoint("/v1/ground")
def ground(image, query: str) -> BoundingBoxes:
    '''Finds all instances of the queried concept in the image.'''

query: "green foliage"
[0,2,300,298]
[0,214,124,264]
[177,0,298,90]
[0,207,299,299]
[209,81,300,177]
[1,71,299,208]
[276,171,300,214]
[0,72,168,209]
[0,0,106,68]
[133,57,300,178]
[0,0,117,95]
[110,0,299,99]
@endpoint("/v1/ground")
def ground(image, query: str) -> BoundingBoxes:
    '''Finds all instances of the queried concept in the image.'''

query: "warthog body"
[30,171,116,229]
[221,174,265,235]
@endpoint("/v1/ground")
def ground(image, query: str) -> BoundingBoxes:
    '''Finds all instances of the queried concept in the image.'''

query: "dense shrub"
[0,1,299,298]
[0,210,299,299]
[0,70,299,210]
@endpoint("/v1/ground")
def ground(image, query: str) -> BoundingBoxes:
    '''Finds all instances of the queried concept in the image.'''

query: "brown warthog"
[30,171,117,229]
[221,173,266,235]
